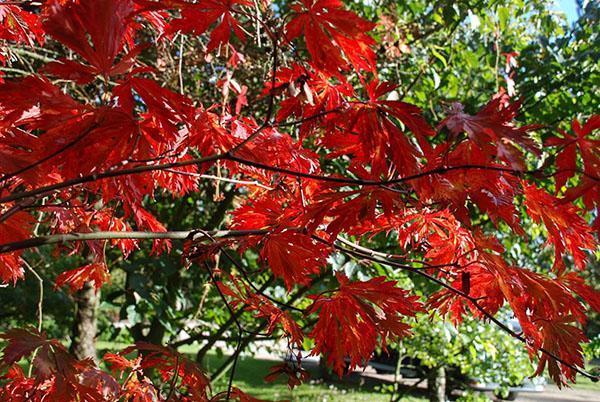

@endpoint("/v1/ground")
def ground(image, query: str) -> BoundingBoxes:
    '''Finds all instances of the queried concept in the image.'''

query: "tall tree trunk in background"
[70,282,99,360]
[428,366,446,402]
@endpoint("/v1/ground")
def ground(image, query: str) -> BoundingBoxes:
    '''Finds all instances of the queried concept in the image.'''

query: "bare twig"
[2,142,596,208]
[178,35,185,95]
[165,353,180,400]
[164,169,274,190]
[226,30,279,155]
[22,259,44,377]
[23,260,44,332]
[204,262,244,399]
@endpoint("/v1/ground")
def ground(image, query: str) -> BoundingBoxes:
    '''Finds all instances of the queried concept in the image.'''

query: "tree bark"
[428,366,446,402]
[70,282,99,360]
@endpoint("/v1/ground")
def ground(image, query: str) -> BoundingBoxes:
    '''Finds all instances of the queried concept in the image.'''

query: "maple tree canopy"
[0,0,598,401]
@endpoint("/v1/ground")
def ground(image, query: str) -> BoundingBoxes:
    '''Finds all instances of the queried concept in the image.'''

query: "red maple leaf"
[309,274,421,375]
[0,329,111,400]
[325,80,433,177]
[430,248,591,387]
[231,123,322,176]
[0,76,139,186]
[523,182,596,273]
[1,329,50,366]
[0,3,44,47]
[218,275,304,347]
[264,362,310,390]
[55,262,110,292]
[0,253,24,287]
[438,92,540,169]
[534,316,587,387]
[41,0,146,83]
[261,231,329,290]
[428,262,506,323]
[414,141,524,233]
[121,375,159,402]
[382,208,480,268]
[0,0,597,393]
[263,63,353,129]
[103,352,139,373]
[285,0,376,75]
[0,364,43,401]
[303,186,404,239]
[0,209,32,285]
[560,272,600,313]
[563,176,600,236]
[147,0,252,52]
[121,342,211,400]
[545,115,600,191]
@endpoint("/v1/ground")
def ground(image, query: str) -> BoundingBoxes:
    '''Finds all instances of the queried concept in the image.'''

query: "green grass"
[203,354,413,402]
[97,342,426,401]
[94,342,600,398]
[572,366,600,392]
[573,376,600,392]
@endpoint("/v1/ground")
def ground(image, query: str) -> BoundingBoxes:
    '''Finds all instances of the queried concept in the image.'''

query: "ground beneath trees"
[513,385,600,401]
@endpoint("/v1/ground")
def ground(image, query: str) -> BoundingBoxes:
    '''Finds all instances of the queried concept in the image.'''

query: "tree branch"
[0,229,269,254]
[2,146,596,207]
[0,153,222,204]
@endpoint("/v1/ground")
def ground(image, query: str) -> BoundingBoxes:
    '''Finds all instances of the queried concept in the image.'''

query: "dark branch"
[2,146,596,208]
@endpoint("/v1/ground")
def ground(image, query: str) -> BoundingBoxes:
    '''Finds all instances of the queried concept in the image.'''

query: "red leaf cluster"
[218,275,304,348]
[0,0,598,393]
[308,274,422,375]
[285,0,376,75]
[523,181,596,273]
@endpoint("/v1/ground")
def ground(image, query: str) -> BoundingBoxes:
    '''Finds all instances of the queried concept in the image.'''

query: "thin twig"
[216,243,306,313]
[0,123,99,186]
[2,144,596,207]
[22,259,43,377]
[204,262,243,399]
[165,353,180,400]
[164,169,274,190]
[23,260,44,332]
[0,153,222,204]
[226,31,279,154]
[178,35,185,95]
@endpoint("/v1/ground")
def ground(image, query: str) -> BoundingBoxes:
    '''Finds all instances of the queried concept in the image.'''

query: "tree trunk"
[428,366,446,402]
[70,282,99,360]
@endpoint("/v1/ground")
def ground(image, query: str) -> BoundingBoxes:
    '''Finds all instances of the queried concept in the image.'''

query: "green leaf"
[431,47,448,68]
[498,6,510,30]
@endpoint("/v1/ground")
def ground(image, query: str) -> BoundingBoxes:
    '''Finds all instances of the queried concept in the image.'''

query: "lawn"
[97,342,425,401]
[95,342,600,400]
[202,353,426,402]
[572,365,600,392]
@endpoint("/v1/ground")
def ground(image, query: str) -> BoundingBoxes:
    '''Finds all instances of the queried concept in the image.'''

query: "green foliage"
[402,312,533,389]
[584,334,600,361]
